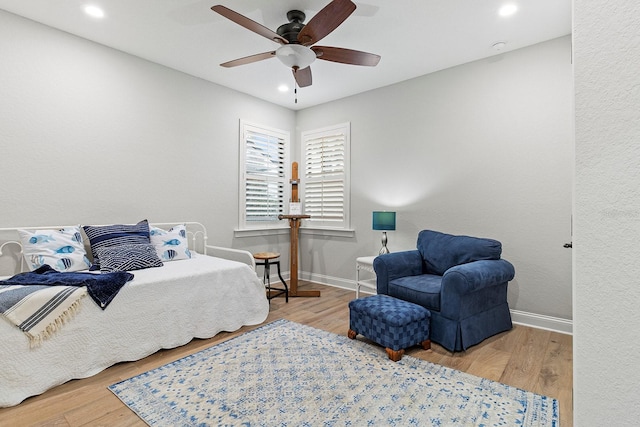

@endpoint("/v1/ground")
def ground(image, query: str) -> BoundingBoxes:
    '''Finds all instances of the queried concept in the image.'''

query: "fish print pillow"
[18,227,92,272]
[149,224,192,262]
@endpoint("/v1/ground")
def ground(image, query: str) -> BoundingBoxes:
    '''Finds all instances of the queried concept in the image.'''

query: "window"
[238,120,290,230]
[301,122,351,230]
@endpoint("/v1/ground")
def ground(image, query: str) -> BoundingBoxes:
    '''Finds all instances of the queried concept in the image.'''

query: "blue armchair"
[373,230,515,352]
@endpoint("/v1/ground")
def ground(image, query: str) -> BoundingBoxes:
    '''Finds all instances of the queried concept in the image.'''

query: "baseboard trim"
[300,271,354,291]
[510,310,573,335]
[298,271,573,335]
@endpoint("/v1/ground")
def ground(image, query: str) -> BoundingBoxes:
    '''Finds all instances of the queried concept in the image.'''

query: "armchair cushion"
[417,230,502,275]
[388,274,442,311]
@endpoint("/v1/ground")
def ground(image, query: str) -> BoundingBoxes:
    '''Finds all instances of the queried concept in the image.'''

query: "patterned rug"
[109,319,558,426]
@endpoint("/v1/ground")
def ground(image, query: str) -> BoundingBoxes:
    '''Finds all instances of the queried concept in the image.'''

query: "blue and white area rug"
[109,319,558,426]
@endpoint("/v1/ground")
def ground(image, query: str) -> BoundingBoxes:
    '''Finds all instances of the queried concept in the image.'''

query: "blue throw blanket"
[0,265,134,309]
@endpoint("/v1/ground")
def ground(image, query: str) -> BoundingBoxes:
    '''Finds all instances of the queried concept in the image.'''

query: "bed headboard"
[0,222,255,277]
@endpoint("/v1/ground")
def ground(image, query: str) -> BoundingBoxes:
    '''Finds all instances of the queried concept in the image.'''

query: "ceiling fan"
[211,0,381,88]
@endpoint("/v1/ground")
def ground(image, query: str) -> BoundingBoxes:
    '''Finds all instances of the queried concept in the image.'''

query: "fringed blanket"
[0,265,134,345]
[1,265,134,308]
[0,284,87,346]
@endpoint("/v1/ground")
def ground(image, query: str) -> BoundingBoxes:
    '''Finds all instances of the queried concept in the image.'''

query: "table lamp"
[372,211,396,255]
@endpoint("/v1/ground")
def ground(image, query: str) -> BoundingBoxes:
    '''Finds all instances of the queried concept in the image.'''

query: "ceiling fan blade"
[221,51,275,68]
[297,0,356,46]
[293,66,312,87]
[312,46,381,66]
[211,5,288,45]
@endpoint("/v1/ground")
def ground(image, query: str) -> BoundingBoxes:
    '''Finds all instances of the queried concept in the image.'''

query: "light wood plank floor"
[0,282,573,426]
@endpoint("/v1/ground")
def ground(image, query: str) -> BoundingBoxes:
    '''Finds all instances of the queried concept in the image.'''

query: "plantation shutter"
[242,123,288,226]
[303,123,350,228]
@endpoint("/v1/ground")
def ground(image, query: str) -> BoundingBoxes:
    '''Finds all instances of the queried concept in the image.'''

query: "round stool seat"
[253,252,288,303]
[253,252,280,260]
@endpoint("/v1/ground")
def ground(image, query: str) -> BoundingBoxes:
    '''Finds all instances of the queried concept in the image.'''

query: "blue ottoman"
[348,294,431,361]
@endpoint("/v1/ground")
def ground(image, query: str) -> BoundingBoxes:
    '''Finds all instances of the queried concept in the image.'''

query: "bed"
[0,222,269,407]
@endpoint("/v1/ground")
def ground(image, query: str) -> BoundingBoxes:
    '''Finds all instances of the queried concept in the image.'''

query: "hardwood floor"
[0,283,573,426]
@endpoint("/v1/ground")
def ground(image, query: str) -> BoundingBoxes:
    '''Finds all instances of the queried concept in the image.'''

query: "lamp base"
[379,231,390,255]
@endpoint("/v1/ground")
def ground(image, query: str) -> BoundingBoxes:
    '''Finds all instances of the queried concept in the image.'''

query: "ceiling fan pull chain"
[294,74,298,104]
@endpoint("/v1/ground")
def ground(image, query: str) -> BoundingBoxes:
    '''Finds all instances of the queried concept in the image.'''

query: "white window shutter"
[239,121,290,229]
[302,123,350,229]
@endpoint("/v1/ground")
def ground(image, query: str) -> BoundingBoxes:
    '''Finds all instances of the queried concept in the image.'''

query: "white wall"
[574,1,640,424]
[0,11,574,324]
[296,36,574,321]
[0,10,295,253]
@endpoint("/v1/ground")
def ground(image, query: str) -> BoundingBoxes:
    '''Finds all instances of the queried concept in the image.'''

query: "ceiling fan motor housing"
[277,10,306,44]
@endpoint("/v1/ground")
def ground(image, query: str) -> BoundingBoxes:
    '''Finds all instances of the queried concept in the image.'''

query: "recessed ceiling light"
[492,41,507,51]
[278,85,289,93]
[84,5,105,19]
[498,4,518,17]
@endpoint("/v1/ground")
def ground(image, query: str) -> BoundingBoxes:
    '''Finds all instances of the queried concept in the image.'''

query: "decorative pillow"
[95,243,163,273]
[149,224,192,262]
[83,220,150,270]
[18,227,91,272]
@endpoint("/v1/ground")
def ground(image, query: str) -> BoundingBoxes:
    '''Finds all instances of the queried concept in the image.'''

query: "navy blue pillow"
[96,243,163,273]
[83,220,150,270]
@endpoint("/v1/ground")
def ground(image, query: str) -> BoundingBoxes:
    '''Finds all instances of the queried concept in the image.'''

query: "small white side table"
[356,256,378,298]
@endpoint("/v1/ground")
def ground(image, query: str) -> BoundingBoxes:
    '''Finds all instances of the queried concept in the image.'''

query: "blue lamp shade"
[372,211,396,231]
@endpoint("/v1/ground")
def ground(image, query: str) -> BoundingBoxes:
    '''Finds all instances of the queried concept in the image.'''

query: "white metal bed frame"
[0,221,255,276]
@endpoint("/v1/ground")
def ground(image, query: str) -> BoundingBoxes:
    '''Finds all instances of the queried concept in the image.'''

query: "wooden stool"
[253,252,288,303]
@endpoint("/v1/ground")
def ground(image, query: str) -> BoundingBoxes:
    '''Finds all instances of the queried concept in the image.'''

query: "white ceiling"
[0,0,571,110]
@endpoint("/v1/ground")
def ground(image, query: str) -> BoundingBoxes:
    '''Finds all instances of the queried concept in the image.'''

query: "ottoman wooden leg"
[421,339,432,350]
[385,348,405,362]
[348,329,357,339]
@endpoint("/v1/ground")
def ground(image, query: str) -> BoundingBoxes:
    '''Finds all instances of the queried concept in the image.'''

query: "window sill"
[234,226,355,238]
[300,227,355,238]
[234,227,290,238]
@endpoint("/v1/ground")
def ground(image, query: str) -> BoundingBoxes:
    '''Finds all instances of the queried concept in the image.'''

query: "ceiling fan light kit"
[211,0,380,91]
[275,44,316,69]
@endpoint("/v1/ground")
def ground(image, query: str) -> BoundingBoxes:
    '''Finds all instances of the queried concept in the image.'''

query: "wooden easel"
[278,162,320,298]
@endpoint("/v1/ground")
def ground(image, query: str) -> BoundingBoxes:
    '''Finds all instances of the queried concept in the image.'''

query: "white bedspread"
[0,254,269,407]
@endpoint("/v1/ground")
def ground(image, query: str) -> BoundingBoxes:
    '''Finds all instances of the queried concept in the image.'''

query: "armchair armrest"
[442,259,515,295]
[439,259,514,320]
[373,250,423,295]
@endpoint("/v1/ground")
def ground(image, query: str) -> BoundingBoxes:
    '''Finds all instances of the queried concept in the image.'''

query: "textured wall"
[574,0,640,424]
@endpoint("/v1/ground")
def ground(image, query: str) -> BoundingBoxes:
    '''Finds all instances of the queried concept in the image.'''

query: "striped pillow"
[83,220,150,270]
[95,243,163,273]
